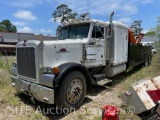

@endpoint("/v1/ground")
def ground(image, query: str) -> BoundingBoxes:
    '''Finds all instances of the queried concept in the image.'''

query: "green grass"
[0,56,47,120]
[122,53,160,90]
[93,115,101,120]
[116,50,160,119]
[0,56,14,70]
[0,50,160,120]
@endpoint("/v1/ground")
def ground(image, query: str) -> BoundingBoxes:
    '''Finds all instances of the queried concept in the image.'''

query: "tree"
[52,4,90,36]
[0,20,17,32]
[52,4,78,23]
[79,12,89,20]
[145,28,156,36]
[155,16,160,46]
[156,16,160,37]
[0,26,4,32]
[130,20,143,35]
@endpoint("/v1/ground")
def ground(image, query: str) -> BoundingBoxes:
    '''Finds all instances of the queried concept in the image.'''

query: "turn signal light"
[53,67,60,75]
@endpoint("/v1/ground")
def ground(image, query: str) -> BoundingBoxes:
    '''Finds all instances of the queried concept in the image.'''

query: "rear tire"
[55,71,86,112]
[148,55,152,65]
[144,55,149,66]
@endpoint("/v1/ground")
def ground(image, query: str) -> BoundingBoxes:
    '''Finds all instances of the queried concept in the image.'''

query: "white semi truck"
[11,12,152,109]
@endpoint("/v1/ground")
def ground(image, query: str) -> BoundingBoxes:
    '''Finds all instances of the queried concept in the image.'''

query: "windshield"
[59,23,90,40]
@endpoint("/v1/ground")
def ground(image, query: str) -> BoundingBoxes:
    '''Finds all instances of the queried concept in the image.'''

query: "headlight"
[42,67,60,75]
[42,67,52,74]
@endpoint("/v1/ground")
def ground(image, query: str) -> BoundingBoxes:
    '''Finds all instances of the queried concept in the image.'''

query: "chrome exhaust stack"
[108,11,114,36]
[109,11,114,24]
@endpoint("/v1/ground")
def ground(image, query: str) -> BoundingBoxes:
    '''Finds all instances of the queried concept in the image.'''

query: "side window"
[92,26,104,38]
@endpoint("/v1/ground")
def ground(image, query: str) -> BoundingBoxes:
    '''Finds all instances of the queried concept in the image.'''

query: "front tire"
[55,71,86,110]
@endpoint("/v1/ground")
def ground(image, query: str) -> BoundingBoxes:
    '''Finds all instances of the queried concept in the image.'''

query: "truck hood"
[42,39,88,67]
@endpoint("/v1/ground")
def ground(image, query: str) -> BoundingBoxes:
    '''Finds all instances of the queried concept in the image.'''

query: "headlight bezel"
[42,67,53,74]
[42,67,60,75]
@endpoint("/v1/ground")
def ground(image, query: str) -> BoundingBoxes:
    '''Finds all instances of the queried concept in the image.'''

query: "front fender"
[53,62,92,89]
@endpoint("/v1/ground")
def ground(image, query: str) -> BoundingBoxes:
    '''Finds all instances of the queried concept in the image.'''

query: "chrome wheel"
[55,71,86,109]
[66,79,83,104]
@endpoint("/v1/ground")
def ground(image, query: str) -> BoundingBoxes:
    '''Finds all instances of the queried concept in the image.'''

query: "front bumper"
[11,67,54,104]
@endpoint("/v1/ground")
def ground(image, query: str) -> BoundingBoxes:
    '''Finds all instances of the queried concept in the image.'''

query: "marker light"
[53,67,60,75]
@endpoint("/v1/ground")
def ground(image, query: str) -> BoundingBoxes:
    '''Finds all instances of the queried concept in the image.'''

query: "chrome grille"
[17,47,36,79]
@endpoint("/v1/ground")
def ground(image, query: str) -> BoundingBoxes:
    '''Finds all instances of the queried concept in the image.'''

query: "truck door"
[85,25,106,66]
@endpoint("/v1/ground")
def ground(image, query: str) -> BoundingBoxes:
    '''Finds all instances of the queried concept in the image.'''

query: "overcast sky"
[0,0,159,36]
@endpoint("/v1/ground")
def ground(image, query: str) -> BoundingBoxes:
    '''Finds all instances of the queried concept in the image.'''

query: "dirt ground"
[61,84,124,120]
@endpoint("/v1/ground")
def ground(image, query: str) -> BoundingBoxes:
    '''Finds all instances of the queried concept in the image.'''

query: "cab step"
[97,79,112,86]
[93,74,112,86]
[93,74,106,82]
